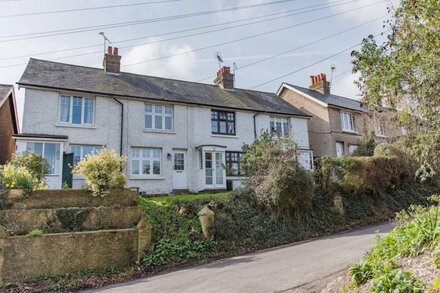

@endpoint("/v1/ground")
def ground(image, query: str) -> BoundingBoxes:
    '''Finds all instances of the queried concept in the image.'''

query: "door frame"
[336,141,344,157]
[203,150,226,189]
[172,149,188,190]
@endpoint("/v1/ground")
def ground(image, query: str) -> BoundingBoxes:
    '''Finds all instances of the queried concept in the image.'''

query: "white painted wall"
[20,87,312,194]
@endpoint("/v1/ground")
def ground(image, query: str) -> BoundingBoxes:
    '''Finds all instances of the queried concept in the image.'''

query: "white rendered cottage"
[15,47,313,194]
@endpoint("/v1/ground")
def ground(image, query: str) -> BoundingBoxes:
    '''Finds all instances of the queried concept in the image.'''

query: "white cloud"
[122,41,197,80]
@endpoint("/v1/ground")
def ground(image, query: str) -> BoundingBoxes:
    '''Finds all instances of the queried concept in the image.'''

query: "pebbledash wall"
[17,88,312,194]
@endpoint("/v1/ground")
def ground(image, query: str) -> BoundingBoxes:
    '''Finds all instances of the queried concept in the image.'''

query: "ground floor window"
[26,142,61,174]
[70,145,102,165]
[348,144,358,155]
[130,147,161,176]
[226,151,244,176]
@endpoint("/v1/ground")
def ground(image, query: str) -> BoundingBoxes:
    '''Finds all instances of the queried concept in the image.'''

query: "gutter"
[253,112,260,139]
[112,97,124,156]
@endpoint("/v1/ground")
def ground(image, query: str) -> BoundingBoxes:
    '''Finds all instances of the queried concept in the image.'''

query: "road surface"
[91,223,392,293]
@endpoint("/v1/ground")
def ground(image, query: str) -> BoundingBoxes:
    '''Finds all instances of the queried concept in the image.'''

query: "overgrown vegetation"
[9,152,49,181]
[352,132,376,157]
[241,134,315,218]
[73,149,126,197]
[27,229,43,237]
[349,195,440,292]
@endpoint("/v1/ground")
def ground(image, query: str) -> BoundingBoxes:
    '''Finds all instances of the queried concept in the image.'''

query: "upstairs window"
[145,103,173,131]
[211,110,236,135]
[59,95,95,125]
[226,151,244,176]
[270,117,289,136]
[375,121,386,137]
[341,112,355,132]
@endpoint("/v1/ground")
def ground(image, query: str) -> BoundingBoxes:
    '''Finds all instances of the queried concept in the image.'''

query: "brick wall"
[0,95,16,164]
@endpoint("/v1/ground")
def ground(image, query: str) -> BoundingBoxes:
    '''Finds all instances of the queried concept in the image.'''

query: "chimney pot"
[103,46,121,74]
[114,47,119,56]
[107,46,113,55]
[309,73,330,94]
[213,66,234,90]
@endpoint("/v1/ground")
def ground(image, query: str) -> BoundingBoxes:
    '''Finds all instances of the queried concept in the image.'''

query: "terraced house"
[278,73,400,158]
[15,47,312,193]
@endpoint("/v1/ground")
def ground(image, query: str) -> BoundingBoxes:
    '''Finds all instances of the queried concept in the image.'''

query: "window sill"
[143,129,176,134]
[56,123,96,129]
[211,134,239,139]
[341,130,359,135]
[375,134,387,138]
[45,174,60,177]
[129,176,165,180]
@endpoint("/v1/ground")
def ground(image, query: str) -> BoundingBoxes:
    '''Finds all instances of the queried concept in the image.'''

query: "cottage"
[0,85,19,164]
[278,73,400,158]
[15,47,312,193]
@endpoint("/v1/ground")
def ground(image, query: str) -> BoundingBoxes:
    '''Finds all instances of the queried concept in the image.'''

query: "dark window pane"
[72,97,82,124]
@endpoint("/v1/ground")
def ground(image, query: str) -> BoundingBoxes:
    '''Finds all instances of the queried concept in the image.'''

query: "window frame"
[70,144,102,166]
[211,110,236,136]
[130,147,162,177]
[225,151,244,176]
[340,111,355,132]
[58,94,95,126]
[348,144,358,155]
[270,116,290,137]
[25,141,61,175]
[375,121,386,137]
[144,103,174,131]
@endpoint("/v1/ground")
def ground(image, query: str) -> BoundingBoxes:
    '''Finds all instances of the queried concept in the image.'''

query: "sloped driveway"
[91,223,392,293]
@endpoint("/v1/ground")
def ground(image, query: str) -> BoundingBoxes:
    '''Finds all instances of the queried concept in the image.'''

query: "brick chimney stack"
[103,46,121,74]
[309,73,330,94]
[213,66,234,90]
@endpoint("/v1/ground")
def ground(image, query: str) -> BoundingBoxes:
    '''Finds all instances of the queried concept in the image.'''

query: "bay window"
[59,95,95,125]
[26,142,60,174]
[131,147,161,176]
[145,103,173,130]
[341,112,355,132]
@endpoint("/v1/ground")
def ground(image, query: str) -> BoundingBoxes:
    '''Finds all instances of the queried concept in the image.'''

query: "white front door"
[172,150,187,190]
[336,142,344,157]
[204,151,225,189]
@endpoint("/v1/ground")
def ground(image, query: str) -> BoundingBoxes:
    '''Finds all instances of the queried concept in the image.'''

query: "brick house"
[277,73,400,158]
[0,85,19,164]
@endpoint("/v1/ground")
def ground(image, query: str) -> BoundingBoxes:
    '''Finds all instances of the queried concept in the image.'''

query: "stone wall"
[0,188,151,281]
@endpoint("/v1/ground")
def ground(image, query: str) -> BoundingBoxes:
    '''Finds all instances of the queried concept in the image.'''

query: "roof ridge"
[287,83,363,103]
[29,58,278,96]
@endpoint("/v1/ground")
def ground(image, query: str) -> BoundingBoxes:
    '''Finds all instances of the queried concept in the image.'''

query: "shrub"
[9,152,49,180]
[352,132,376,157]
[242,134,315,218]
[27,229,43,237]
[73,149,126,197]
[0,164,47,191]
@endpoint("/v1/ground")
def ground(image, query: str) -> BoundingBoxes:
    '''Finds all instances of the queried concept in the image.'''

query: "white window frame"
[70,144,102,165]
[144,103,173,131]
[270,116,290,137]
[58,95,95,126]
[130,147,162,177]
[25,141,61,175]
[340,112,355,132]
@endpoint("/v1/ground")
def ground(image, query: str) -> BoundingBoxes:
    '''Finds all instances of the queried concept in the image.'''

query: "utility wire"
[196,16,384,82]
[121,1,386,68]
[0,0,297,41]
[0,0,385,69]
[250,30,389,89]
[0,0,358,61]
[0,0,182,18]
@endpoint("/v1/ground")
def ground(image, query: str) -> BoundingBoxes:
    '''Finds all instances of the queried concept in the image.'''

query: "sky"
[0,0,398,122]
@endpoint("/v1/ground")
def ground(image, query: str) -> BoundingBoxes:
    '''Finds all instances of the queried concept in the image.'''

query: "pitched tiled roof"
[284,83,370,113]
[0,84,13,103]
[18,59,310,117]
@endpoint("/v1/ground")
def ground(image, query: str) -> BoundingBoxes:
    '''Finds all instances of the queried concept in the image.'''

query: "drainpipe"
[253,112,260,139]
[112,97,124,156]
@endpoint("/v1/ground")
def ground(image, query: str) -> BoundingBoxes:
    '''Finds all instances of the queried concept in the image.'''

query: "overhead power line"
[250,30,389,89]
[0,0,182,18]
[0,0,297,41]
[0,0,359,61]
[196,15,385,82]
[121,1,386,68]
[0,0,385,69]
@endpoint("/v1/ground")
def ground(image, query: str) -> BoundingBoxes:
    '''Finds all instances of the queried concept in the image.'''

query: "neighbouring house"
[15,47,313,193]
[0,84,19,164]
[278,73,400,158]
